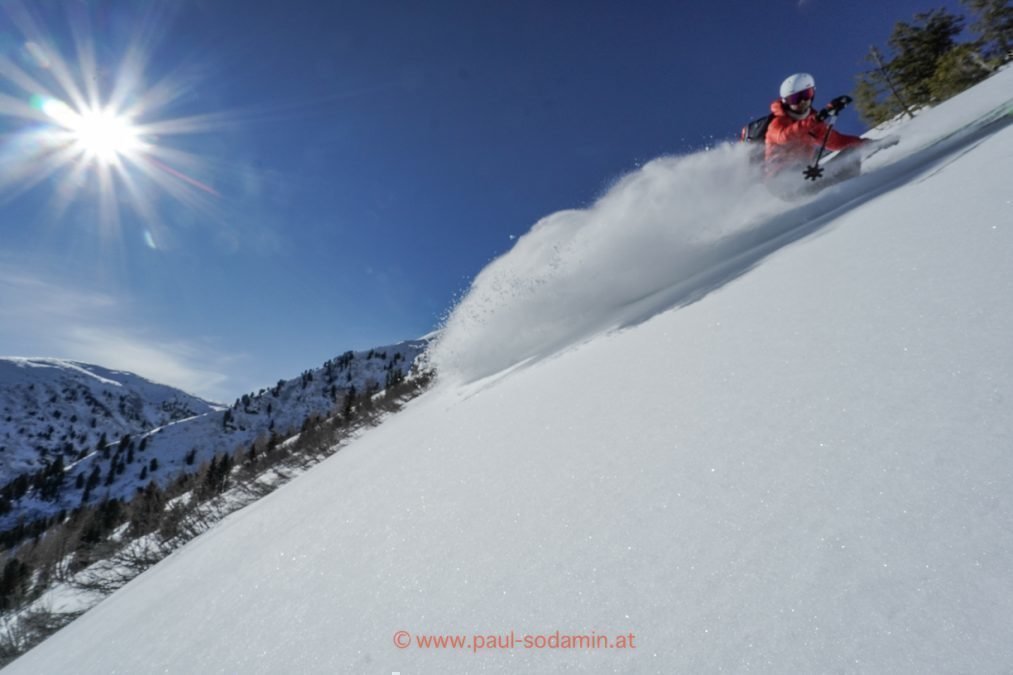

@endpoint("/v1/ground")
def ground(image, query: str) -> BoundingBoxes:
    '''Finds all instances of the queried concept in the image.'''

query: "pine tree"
[204,455,219,495]
[220,453,233,491]
[888,9,965,106]
[343,385,357,419]
[128,482,165,537]
[202,454,232,496]
[961,0,1013,62]
[0,558,33,610]
[853,75,884,125]
[928,43,992,99]
[87,465,102,491]
[854,46,916,125]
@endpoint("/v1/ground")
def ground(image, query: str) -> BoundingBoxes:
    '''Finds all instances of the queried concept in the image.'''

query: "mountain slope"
[0,358,216,478]
[0,342,427,530]
[7,70,1013,673]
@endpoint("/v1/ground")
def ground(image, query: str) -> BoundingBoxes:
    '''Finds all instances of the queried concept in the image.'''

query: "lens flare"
[38,97,141,164]
[0,2,224,242]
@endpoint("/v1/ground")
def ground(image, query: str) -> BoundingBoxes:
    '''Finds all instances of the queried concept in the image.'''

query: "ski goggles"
[783,87,815,106]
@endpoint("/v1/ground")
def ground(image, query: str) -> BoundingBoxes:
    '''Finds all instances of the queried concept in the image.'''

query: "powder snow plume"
[429,142,790,382]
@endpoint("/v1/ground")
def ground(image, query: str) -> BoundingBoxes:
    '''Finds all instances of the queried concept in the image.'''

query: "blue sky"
[0,0,967,401]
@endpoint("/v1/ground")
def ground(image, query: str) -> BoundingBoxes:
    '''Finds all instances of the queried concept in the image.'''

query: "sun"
[41,99,142,166]
[0,3,223,244]
[70,108,141,165]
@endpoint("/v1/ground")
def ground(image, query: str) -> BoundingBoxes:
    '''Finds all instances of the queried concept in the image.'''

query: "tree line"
[854,0,1011,124]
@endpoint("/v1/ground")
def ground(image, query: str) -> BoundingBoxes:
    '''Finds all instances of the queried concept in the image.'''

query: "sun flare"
[0,3,223,241]
[42,99,142,165]
[71,108,141,164]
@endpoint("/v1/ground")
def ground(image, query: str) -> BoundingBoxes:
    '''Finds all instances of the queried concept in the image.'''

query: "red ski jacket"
[764,100,864,175]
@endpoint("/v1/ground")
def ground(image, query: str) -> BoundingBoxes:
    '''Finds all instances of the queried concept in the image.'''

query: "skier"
[765,73,866,191]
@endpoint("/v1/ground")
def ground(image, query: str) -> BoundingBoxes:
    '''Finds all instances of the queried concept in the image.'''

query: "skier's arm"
[824,128,865,152]
[769,114,864,152]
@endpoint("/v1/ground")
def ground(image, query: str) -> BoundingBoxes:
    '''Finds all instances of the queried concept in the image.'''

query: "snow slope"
[0,342,426,530]
[0,358,216,477]
[7,70,1013,673]
[430,69,1013,384]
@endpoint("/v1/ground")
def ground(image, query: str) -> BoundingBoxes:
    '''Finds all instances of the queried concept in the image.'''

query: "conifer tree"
[343,385,357,419]
[0,558,32,610]
[87,465,101,489]
[128,482,165,536]
[888,9,965,106]
[928,43,992,99]
[961,0,1013,62]
[854,45,916,125]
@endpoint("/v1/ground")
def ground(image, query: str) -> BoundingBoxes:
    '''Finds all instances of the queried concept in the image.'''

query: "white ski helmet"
[780,72,816,100]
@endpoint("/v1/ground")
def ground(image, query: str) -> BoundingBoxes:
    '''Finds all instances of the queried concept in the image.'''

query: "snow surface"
[0,359,122,388]
[7,69,1013,674]
[0,357,216,478]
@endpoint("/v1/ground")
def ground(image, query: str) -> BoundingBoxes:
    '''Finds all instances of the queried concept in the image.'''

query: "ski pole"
[804,96,852,181]
[804,113,837,181]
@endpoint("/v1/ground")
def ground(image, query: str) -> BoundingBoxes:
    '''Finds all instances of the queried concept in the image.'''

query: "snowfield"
[0,357,217,478]
[7,69,1013,673]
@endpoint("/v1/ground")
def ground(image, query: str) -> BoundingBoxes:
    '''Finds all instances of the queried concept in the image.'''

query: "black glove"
[816,95,853,121]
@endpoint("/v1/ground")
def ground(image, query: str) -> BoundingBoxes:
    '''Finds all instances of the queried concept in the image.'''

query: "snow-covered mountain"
[0,358,217,478]
[0,342,427,530]
[6,69,1012,674]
